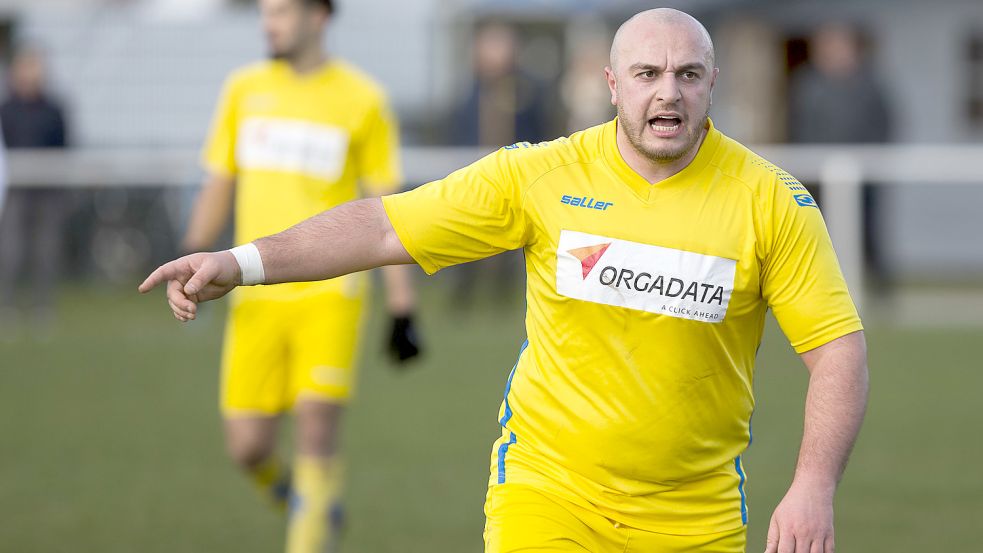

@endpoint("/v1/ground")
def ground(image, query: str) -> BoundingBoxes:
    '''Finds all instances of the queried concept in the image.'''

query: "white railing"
[9,144,983,309]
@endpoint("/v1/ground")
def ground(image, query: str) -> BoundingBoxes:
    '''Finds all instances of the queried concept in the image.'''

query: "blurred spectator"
[0,46,70,340]
[0,120,6,216]
[448,21,547,310]
[787,22,893,285]
[788,22,891,143]
[451,21,549,147]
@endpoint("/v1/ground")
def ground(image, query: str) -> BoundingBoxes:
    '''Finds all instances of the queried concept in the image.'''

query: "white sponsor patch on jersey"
[237,117,350,180]
[556,230,737,323]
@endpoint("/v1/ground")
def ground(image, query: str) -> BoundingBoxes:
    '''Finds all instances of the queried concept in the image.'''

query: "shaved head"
[604,8,719,174]
[610,8,715,72]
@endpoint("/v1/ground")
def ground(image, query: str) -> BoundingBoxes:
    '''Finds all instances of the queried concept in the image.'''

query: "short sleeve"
[201,75,240,177]
[381,148,529,275]
[354,96,402,196]
[759,181,863,354]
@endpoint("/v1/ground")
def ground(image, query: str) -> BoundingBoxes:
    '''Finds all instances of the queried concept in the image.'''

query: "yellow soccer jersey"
[203,59,401,300]
[382,118,863,534]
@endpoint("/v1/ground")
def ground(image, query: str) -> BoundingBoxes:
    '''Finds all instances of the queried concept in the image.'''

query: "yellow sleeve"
[201,75,241,177]
[759,179,863,354]
[355,95,402,196]
[381,148,529,275]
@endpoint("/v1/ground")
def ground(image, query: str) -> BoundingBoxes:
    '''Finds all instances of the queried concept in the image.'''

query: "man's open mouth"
[649,115,682,132]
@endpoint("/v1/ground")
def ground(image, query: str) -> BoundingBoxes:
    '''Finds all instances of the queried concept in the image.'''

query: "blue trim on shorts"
[498,340,528,427]
[735,455,748,525]
[497,432,517,484]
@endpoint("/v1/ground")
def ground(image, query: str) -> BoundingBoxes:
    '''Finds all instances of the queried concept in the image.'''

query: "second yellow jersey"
[382,119,862,534]
[203,59,401,300]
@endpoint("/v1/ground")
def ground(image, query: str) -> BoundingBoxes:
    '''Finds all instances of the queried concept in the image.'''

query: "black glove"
[388,314,423,364]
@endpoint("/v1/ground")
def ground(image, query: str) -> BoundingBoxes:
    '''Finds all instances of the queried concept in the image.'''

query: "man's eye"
[638,70,655,78]
[681,71,698,80]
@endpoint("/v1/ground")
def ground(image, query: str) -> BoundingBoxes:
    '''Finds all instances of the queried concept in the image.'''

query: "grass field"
[1,278,981,552]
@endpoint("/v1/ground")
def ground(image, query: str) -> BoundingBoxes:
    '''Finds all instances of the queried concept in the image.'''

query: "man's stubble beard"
[268,44,297,61]
[616,101,708,164]
[267,33,305,62]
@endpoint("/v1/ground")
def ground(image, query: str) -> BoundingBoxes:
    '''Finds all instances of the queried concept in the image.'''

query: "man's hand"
[138,251,241,322]
[765,480,835,553]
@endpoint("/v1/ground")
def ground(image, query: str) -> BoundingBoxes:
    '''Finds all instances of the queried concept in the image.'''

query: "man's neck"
[287,45,328,75]
[12,87,41,102]
[615,121,707,184]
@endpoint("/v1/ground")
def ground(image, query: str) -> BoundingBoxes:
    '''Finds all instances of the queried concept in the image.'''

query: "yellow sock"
[248,456,291,511]
[286,456,344,553]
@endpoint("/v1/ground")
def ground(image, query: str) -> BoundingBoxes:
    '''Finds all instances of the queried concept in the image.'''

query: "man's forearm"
[183,173,235,252]
[794,331,869,490]
[255,197,414,285]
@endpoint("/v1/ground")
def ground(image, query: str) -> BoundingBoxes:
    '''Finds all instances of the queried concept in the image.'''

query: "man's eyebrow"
[674,62,708,73]
[628,62,663,73]
[627,61,708,73]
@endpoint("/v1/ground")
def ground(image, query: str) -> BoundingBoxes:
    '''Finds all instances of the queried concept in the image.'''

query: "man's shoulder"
[495,122,610,183]
[222,59,387,101]
[712,131,809,203]
[326,59,387,98]
[222,61,278,92]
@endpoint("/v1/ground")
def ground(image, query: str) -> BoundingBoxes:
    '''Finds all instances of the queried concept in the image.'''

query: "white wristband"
[228,243,266,286]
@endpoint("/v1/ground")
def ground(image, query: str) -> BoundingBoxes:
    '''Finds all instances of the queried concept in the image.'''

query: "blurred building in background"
[2,0,981,145]
[0,0,981,317]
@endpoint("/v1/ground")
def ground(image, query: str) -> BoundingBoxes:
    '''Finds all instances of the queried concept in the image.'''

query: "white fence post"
[820,155,865,313]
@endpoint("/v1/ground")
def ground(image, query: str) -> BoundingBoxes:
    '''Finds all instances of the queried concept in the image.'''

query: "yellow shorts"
[220,293,366,415]
[483,483,746,553]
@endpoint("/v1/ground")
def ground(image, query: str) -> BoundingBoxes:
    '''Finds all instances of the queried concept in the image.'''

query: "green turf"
[0,280,980,552]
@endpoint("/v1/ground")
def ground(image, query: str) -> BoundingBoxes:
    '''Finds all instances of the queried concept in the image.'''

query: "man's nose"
[655,74,682,104]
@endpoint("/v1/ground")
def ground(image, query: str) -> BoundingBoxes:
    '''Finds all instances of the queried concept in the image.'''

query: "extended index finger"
[138,260,183,293]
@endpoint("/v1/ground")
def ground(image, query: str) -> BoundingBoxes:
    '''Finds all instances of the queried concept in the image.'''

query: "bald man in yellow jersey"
[145,8,868,553]
[180,1,419,552]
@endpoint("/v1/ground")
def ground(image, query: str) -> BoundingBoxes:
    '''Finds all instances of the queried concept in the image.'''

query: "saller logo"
[561,195,614,210]
[556,230,737,323]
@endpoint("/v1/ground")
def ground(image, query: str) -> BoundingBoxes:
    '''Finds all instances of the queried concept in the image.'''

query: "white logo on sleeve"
[237,117,350,180]
[556,230,737,323]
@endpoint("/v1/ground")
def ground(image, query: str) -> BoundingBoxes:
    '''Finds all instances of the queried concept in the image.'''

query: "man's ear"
[709,67,720,105]
[604,66,618,106]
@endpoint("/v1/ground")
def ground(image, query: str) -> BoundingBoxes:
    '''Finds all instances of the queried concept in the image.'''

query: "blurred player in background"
[181,0,420,551]
[146,8,868,553]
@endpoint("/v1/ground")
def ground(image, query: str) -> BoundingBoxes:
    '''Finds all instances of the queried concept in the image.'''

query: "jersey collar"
[601,116,722,202]
[270,58,340,83]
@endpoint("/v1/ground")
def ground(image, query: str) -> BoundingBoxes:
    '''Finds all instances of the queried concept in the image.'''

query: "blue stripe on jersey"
[734,412,752,525]
[735,455,748,525]
[498,339,529,427]
[497,432,517,484]
[495,340,528,485]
